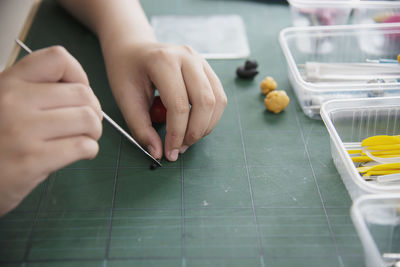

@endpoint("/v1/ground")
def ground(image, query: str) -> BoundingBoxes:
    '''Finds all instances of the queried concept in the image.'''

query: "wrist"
[100,33,157,55]
[96,8,158,54]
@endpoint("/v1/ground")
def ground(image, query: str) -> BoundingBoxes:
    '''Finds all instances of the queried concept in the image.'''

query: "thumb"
[134,123,163,160]
[122,105,163,160]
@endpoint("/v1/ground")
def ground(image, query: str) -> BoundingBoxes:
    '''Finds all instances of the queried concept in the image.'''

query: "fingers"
[0,45,103,214]
[29,104,103,174]
[138,125,163,160]
[148,61,190,161]
[147,45,227,161]
[11,46,89,85]
[40,136,99,174]
[118,91,164,160]
[36,106,103,141]
[180,57,215,151]
[202,59,227,134]
[26,82,102,119]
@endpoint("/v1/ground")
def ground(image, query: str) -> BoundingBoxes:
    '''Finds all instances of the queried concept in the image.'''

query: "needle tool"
[15,39,162,167]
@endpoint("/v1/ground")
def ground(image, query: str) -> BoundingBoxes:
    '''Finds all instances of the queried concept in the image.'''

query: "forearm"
[57,0,157,48]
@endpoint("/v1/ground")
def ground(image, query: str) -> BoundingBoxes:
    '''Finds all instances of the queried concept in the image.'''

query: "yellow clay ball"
[260,76,277,95]
[264,90,290,114]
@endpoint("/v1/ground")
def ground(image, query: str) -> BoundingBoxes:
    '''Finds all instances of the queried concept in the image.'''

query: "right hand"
[0,46,103,216]
[102,41,227,162]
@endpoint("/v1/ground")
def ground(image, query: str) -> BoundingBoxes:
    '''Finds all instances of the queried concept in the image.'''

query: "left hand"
[101,41,227,162]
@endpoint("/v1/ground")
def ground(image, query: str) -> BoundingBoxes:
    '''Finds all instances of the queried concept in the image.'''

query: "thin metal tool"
[16,39,162,167]
[101,113,161,167]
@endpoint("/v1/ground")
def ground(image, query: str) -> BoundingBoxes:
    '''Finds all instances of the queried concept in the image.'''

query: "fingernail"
[169,149,179,161]
[179,145,189,154]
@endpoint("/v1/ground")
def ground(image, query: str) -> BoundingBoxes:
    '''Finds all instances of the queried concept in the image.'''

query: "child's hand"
[0,46,103,215]
[57,0,227,161]
[102,41,227,161]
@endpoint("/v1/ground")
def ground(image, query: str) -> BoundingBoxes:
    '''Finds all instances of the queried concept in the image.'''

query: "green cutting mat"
[0,0,365,266]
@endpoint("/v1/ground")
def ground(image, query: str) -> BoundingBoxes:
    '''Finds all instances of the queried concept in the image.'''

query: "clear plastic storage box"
[353,0,400,25]
[287,0,400,26]
[351,194,400,267]
[320,97,400,200]
[287,0,355,27]
[280,23,400,119]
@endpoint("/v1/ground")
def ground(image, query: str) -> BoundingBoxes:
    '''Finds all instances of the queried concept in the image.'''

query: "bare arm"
[57,0,156,45]
[58,0,227,162]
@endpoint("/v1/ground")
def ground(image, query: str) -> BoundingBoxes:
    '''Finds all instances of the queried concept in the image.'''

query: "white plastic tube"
[302,62,400,81]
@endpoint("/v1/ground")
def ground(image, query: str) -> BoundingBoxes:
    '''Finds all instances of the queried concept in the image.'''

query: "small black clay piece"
[236,66,259,79]
[244,60,258,70]
[236,59,259,79]
[150,162,158,170]
[149,159,161,170]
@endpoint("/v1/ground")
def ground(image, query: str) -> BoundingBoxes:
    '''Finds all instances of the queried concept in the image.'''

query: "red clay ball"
[150,96,167,123]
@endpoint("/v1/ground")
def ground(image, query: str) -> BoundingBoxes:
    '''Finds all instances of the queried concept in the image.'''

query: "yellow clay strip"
[351,156,373,163]
[357,163,400,173]
[363,150,400,156]
[361,135,400,147]
[351,154,400,163]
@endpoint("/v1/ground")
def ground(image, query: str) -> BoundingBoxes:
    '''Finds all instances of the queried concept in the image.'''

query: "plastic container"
[287,0,400,26]
[279,23,400,119]
[320,97,400,200]
[287,0,355,27]
[351,194,400,267]
[353,0,400,25]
